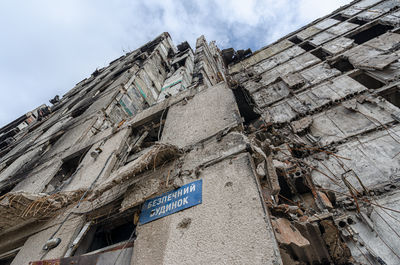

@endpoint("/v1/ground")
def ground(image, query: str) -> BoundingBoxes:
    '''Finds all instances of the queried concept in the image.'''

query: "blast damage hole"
[349,23,394,45]
[330,57,354,73]
[231,86,260,125]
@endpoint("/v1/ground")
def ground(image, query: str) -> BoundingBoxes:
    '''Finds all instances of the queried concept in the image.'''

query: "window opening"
[299,41,315,52]
[122,110,168,166]
[331,14,348,22]
[231,85,260,125]
[349,23,394,44]
[45,150,87,193]
[173,57,187,69]
[86,220,134,253]
[289,35,302,44]
[349,17,368,26]
[177,41,190,52]
[0,129,17,150]
[311,48,331,61]
[0,185,13,197]
[329,57,354,73]
[350,71,385,89]
[380,87,400,108]
[0,256,14,265]
[0,248,20,265]
[74,208,137,256]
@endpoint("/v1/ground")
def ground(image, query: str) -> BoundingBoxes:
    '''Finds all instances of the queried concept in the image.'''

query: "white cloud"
[0,0,351,127]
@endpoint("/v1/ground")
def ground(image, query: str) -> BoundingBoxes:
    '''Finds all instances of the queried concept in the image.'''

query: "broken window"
[380,87,400,108]
[350,71,385,89]
[0,256,13,265]
[0,248,20,265]
[123,130,151,165]
[118,110,168,167]
[45,150,87,193]
[124,128,163,165]
[177,41,190,52]
[231,85,260,125]
[173,57,187,69]
[348,23,394,44]
[0,184,13,197]
[288,36,302,44]
[329,57,354,73]
[73,207,137,257]
[310,48,331,61]
[331,13,348,22]
[349,17,368,25]
[299,41,315,52]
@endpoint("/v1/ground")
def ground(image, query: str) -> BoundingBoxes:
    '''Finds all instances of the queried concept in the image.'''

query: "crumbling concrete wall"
[2,1,400,264]
[132,152,281,265]
[226,0,400,264]
[161,82,241,148]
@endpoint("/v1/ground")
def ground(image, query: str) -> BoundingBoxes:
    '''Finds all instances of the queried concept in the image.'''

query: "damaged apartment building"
[2,0,400,264]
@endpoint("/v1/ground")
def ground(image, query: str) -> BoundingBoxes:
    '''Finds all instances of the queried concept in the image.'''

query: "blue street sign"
[139,179,203,225]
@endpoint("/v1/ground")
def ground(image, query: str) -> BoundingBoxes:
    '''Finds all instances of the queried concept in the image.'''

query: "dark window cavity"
[350,71,385,89]
[311,48,331,61]
[329,57,354,73]
[300,42,316,52]
[289,35,303,44]
[332,14,348,22]
[349,23,394,45]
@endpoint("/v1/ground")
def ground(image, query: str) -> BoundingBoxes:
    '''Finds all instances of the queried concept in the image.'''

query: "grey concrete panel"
[309,31,337,46]
[311,125,400,193]
[267,102,297,123]
[252,81,290,108]
[341,0,382,17]
[297,26,321,40]
[322,37,354,55]
[314,19,340,30]
[327,22,358,35]
[0,147,43,183]
[12,158,63,193]
[133,153,281,265]
[300,63,341,88]
[161,82,240,148]
[11,214,84,265]
[365,32,400,51]
[63,128,130,191]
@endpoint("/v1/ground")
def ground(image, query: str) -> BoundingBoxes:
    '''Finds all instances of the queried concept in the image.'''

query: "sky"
[0,0,351,127]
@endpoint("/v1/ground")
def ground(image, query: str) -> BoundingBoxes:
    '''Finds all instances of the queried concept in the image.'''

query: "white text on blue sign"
[139,179,202,225]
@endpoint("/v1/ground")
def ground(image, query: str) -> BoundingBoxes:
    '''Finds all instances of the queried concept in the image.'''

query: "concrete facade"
[1,1,400,264]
